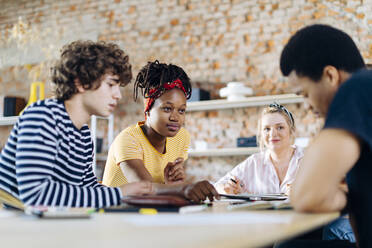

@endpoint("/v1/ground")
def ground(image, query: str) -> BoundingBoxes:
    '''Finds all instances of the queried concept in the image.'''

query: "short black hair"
[280,24,365,82]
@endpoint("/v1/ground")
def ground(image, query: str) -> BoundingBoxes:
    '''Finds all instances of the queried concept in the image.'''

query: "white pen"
[179,204,208,214]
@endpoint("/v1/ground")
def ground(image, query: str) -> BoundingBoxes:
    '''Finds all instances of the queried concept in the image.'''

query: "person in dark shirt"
[277,24,371,248]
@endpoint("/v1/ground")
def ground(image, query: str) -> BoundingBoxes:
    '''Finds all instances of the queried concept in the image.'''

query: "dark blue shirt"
[324,69,372,248]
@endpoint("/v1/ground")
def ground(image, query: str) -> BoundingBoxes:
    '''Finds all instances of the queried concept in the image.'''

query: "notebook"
[0,188,25,211]
[227,200,292,211]
[220,193,288,201]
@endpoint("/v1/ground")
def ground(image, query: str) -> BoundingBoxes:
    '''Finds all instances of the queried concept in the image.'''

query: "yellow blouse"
[102,121,190,187]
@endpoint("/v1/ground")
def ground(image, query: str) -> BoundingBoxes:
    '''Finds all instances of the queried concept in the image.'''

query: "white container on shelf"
[219,82,253,101]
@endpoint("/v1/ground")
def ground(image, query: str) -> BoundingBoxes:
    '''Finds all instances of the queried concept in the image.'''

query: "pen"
[230,178,238,184]
[230,178,244,188]
[179,204,210,214]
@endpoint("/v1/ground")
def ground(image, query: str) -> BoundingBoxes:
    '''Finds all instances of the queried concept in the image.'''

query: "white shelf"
[96,147,260,161]
[188,147,260,157]
[0,116,18,126]
[186,94,303,112]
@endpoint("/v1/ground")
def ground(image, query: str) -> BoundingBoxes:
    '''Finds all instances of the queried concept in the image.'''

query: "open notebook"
[227,200,292,211]
[0,189,91,218]
[220,193,288,201]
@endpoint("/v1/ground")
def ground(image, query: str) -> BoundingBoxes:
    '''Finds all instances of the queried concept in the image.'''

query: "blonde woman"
[215,103,304,195]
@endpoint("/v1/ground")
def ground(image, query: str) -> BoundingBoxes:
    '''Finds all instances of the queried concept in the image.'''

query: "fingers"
[174,157,184,164]
[199,181,220,201]
[205,181,220,200]
[168,167,185,181]
[165,160,186,183]
[186,190,200,202]
[184,181,220,202]
[164,161,173,175]
[168,162,183,176]
[224,181,241,194]
[192,186,206,202]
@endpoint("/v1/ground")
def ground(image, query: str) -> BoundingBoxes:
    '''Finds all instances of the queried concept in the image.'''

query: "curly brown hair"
[51,40,132,100]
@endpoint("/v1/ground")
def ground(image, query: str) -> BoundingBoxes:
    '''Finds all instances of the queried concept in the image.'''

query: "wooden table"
[0,202,338,248]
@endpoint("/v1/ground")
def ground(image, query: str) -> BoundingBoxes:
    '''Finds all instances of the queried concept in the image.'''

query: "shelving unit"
[187,93,303,112]
[0,116,18,126]
[91,114,114,173]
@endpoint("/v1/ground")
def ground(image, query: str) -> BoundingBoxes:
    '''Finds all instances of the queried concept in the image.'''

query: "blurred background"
[1,0,371,181]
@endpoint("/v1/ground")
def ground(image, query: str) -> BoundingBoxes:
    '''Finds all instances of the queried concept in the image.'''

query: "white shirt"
[214,145,304,194]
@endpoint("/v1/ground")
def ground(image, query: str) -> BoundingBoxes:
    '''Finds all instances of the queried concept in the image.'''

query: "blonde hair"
[256,104,296,150]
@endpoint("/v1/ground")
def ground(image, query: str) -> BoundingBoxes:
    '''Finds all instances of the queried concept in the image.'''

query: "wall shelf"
[0,116,18,126]
[188,147,260,157]
[186,94,303,112]
[95,147,260,161]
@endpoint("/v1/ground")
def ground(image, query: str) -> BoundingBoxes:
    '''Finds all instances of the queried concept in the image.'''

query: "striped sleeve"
[15,106,122,208]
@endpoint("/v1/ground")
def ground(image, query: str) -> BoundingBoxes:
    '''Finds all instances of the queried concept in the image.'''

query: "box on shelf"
[237,136,257,147]
[4,96,26,117]
[188,88,210,102]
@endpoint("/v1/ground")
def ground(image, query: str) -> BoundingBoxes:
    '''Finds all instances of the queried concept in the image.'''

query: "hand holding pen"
[223,176,244,195]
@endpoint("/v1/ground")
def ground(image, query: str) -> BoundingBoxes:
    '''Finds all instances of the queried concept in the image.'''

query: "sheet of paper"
[122,212,293,226]
[0,209,18,218]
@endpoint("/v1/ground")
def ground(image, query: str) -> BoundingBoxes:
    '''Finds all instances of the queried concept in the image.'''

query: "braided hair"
[134,60,192,104]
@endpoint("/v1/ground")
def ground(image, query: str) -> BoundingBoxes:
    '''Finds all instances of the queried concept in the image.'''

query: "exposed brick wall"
[1,0,371,181]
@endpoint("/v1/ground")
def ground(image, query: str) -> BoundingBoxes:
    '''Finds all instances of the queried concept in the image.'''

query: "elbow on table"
[291,189,324,213]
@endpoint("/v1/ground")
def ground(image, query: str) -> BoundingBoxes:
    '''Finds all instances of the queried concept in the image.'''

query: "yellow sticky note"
[139,208,158,215]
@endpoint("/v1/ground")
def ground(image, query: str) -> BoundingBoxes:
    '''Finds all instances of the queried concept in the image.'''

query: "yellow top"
[102,122,190,186]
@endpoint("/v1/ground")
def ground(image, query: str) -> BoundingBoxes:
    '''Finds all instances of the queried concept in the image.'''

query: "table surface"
[0,201,339,248]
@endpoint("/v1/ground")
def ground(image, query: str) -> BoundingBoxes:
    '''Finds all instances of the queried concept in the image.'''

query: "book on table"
[219,193,291,210]
[227,200,292,211]
[0,188,25,211]
[0,188,91,218]
[220,193,288,201]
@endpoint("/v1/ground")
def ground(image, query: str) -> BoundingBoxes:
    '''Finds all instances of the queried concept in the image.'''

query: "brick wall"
[1,0,371,181]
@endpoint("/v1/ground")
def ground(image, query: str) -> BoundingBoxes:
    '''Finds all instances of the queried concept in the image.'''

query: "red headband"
[144,79,186,114]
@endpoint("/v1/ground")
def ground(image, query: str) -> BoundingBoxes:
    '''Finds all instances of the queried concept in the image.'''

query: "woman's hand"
[223,176,243,195]
[120,181,155,196]
[164,157,185,184]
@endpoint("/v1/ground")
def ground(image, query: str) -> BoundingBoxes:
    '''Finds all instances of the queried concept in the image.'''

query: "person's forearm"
[292,183,347,212]
[19,177,121,208]
[120,161,153,182]
[291,129,359,213]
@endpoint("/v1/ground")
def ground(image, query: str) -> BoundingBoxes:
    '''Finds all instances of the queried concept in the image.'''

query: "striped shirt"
[0,99,121,208]
[102,121,190,187]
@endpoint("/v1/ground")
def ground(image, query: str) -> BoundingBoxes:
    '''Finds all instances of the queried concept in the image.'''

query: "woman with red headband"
[103,60,192,187]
